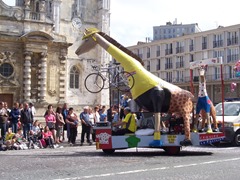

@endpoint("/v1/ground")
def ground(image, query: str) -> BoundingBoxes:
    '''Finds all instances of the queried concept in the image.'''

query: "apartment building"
[128,24,240,104]
[153,21,201,41]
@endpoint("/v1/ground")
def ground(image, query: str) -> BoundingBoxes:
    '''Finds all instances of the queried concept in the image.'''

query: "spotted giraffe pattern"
[168,90,194,140]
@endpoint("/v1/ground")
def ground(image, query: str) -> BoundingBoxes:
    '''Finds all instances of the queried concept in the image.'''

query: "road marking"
[54,157,240,180]
[174,163,197,168]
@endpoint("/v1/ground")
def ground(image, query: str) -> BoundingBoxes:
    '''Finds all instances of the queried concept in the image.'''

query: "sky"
[3,0,240,46]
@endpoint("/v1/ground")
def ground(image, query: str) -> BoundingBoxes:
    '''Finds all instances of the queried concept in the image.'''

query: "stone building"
[0,0,111,116]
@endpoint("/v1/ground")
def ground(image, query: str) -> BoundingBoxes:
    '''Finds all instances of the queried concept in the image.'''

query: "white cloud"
[2,0,15,6]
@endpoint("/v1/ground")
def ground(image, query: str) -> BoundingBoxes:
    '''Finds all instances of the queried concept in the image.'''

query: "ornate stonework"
[0,0,111,114]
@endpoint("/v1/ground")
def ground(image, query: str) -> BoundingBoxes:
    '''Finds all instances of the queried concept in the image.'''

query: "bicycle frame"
[92,64,122,85]
[86,64,134,92]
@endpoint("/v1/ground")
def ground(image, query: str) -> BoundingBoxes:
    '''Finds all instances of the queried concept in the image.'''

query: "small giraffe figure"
[193,65,219,133]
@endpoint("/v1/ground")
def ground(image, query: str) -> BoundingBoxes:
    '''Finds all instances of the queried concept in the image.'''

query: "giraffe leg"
[200,110,206,132]
[201,114,206,131]
[180,104,193,146]
[206,113,213,133]
[193,113,200,132]
[149,112,163,147]
[210,104,219,131]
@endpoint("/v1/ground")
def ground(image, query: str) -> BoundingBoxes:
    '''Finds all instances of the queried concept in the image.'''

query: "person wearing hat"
[112,107,137,135]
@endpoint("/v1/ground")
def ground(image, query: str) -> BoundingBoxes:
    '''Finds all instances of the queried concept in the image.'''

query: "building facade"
[153,21,201,41]
[0,0,111,115]
[129,24,240,104]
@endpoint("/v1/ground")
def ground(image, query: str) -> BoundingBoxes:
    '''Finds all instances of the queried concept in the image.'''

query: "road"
[0,143,239,180]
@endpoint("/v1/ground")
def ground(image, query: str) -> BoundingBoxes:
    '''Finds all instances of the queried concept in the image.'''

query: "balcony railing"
[176,47,184,54]
[165,63,173,69]
[176,61,184,68]
[147,52,150,58]
[202,42,207,50]
[30,12,40,20]
[165,49,173,55]
[227,37,238,46]
[171,72,237,84]
[213,40,223,48]
[227,54,239,63]
[189,44,194,51]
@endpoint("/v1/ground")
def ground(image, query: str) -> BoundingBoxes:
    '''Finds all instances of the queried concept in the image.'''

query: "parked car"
[215,101,240,146]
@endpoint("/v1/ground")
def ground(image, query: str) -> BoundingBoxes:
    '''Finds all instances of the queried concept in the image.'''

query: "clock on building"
[72,17,82,30]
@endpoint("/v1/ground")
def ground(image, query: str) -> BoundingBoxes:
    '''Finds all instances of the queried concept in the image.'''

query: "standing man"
[80,106,92,146]
[0,101,8,143]
[62,103,68,142]
[20,102,34,139]
[29,102,36,116]
[9,102,21,133]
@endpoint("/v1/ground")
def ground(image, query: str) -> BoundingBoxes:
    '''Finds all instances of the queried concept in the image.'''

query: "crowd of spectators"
[0,92,146,151]
[0,100,117,151]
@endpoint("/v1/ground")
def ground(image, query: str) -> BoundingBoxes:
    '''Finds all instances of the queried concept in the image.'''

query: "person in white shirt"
[29,103,36,116]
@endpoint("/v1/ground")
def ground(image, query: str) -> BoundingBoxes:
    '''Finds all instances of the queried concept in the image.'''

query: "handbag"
[47,121,55,129]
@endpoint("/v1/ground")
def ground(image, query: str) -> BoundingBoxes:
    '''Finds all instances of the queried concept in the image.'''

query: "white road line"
[174,163,197,168]
[54,157,240,180]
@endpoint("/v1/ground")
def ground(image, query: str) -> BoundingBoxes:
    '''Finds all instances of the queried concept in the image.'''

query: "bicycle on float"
[84,62,135,93]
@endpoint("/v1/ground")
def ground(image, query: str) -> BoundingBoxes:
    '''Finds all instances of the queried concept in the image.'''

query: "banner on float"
[190,57,223,69]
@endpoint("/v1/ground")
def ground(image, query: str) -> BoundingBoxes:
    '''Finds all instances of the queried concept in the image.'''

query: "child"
[5,128,15,150]
[42,126,54,148]
[12,129,28,150]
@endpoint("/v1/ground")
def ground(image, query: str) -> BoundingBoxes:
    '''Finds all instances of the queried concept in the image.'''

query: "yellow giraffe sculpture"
[76,28,194,146]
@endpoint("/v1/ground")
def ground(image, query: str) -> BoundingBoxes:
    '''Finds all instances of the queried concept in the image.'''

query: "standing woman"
[92,106,100,142]
[55,106,65,144]
[45,105,56,143]
[88,107,94,142]
[0,101,8,143]
[66,107,78,145]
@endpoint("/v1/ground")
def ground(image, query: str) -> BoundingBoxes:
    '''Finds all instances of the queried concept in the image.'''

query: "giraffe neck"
[93,33,142,69]
[198,75,208,97]
[92,32,181,98]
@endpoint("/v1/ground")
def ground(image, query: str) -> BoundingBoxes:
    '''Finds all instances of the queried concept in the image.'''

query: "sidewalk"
[59,126,95,147]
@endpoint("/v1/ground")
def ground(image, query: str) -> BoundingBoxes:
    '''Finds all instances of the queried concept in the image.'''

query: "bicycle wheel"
[84,73,105,93]
[114,71,135,92]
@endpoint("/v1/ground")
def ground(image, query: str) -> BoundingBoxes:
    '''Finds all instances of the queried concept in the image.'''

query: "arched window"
[69,66,80,89]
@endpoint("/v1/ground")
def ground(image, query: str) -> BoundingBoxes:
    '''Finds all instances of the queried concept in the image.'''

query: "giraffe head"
[198,64,208,82]
[198,64,208,77]
[75,28,99,56]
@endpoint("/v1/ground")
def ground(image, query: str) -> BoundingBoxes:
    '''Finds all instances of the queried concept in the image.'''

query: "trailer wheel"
[102,149,115,154]
[232,130,240,146]
[163,147,181,155]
